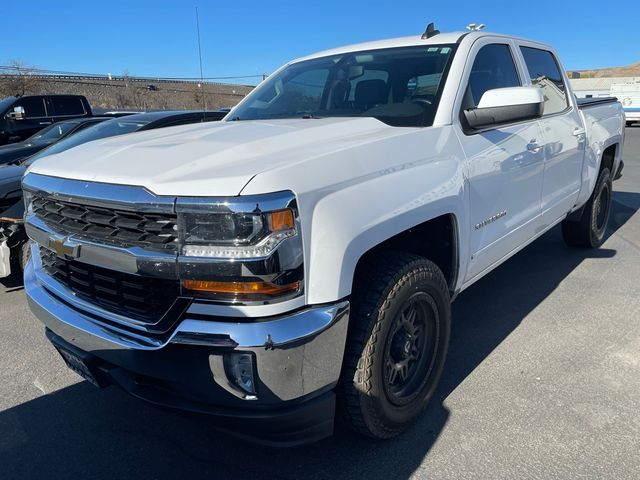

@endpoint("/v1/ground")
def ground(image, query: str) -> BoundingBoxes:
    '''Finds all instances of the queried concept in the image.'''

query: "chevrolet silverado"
[22,26,625,445]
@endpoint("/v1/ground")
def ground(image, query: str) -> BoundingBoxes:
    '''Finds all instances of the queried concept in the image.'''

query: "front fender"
[305,149,467,304]
[241,125,468,306]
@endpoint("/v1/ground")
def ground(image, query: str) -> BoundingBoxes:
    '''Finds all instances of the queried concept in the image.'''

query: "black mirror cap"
[463,102,544,131]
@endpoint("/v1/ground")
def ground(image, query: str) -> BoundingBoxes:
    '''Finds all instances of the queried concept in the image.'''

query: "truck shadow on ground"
[0,193,637,480]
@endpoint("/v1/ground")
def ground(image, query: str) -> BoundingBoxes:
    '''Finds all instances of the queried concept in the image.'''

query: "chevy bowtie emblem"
[48,235,81,259]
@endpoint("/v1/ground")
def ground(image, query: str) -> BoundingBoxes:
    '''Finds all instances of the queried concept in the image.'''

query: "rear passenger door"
[455,40,546,284]
[518,45,584,228]
[46,96,88,121]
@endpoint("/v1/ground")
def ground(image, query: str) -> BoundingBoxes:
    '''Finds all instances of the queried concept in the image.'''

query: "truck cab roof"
[293,31,550,64]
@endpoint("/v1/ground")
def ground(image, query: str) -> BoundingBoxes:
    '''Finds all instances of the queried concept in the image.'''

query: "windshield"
[25,118,149,165]
[230,45,456,127]
[24,122,76,146]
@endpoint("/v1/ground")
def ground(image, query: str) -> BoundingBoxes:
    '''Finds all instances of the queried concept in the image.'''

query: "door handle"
[526,140,543,153]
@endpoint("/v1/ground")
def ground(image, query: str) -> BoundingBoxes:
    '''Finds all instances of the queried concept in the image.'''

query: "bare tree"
[0,59,41,96]
[118,69,151,109]
[191,83,205,109]
[113,88,129,109]
[154,88,172,110]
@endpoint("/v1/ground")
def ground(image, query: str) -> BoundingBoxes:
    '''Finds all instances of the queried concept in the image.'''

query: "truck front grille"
[40,247,180,324]
[32,193,178,252]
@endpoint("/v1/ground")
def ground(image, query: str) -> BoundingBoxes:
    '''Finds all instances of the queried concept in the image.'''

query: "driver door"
[456,41,545,285]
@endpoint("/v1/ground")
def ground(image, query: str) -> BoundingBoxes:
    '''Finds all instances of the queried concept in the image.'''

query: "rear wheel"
[561,167,612,248]
[339,252,450,438]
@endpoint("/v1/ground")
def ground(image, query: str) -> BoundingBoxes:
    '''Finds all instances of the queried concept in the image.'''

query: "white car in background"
[611,82,640,126]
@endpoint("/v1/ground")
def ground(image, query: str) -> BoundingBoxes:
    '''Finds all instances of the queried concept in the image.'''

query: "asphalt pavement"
[1,128,639,480]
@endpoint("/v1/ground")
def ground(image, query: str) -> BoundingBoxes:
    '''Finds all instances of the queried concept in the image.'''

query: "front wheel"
[18,240,31,273]
[339,252,451,438]
[561,167,612,248]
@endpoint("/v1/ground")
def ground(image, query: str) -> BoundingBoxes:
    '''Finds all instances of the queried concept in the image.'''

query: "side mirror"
[463,87,544,130]
[6,106,26,121]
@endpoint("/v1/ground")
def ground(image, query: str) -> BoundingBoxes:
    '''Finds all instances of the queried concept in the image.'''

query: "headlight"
[176,191,304,303]
[179,208,296,259]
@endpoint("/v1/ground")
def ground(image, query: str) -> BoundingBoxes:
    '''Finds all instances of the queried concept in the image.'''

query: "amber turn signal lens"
[267,209,295,232]
[183,279,300,296]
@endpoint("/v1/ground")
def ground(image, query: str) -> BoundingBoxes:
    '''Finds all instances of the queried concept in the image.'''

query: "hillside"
[0,74,254,110]
[575,62,640,78]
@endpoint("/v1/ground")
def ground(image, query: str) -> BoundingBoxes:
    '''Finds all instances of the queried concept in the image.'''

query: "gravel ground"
[1,128,639,480]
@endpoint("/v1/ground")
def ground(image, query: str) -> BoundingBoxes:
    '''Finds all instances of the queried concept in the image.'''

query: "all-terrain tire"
[338,252,451,439]
[18,241,30,273]
[561,167,612,248]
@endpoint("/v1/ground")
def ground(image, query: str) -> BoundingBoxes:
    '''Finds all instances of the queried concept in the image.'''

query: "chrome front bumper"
[24,248,349,404]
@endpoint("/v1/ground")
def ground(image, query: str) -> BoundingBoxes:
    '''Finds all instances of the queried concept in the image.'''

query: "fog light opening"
[224,352,257,398]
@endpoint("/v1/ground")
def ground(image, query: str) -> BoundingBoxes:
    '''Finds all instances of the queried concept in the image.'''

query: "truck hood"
[26,117,407,196]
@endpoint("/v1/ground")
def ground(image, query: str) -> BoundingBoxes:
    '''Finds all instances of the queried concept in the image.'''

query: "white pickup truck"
[23,27,625,446]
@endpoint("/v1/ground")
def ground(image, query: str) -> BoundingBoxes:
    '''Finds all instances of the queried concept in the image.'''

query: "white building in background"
[569,77,640,98]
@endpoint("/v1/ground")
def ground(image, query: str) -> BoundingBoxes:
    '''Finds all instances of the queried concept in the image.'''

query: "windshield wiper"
[229,113,323,121]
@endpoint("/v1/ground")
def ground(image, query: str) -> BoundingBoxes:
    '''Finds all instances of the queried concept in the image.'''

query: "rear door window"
[49,96,86,117]
[14,97,47,118]
[520,47,568,115]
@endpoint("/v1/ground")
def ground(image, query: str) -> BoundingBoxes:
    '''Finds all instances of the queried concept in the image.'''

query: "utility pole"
[195,7,206,112]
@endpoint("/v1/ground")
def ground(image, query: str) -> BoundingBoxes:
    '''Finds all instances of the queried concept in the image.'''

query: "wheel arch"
[572,134,622,215]
[351,213,460,297]
[599,142,617,174]
[568,141,619,222]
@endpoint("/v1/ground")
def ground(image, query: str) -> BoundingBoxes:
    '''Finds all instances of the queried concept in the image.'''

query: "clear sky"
[1,0,636,84]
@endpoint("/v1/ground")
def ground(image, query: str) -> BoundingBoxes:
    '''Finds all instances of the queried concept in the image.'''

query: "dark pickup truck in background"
[0,94,92,145]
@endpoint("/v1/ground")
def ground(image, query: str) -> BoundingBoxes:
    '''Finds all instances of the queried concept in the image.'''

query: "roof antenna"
[466,23,486,31]
[421,22,440,39]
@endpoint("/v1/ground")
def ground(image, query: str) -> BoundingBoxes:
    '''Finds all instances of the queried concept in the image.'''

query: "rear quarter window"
[49,97,86,116]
